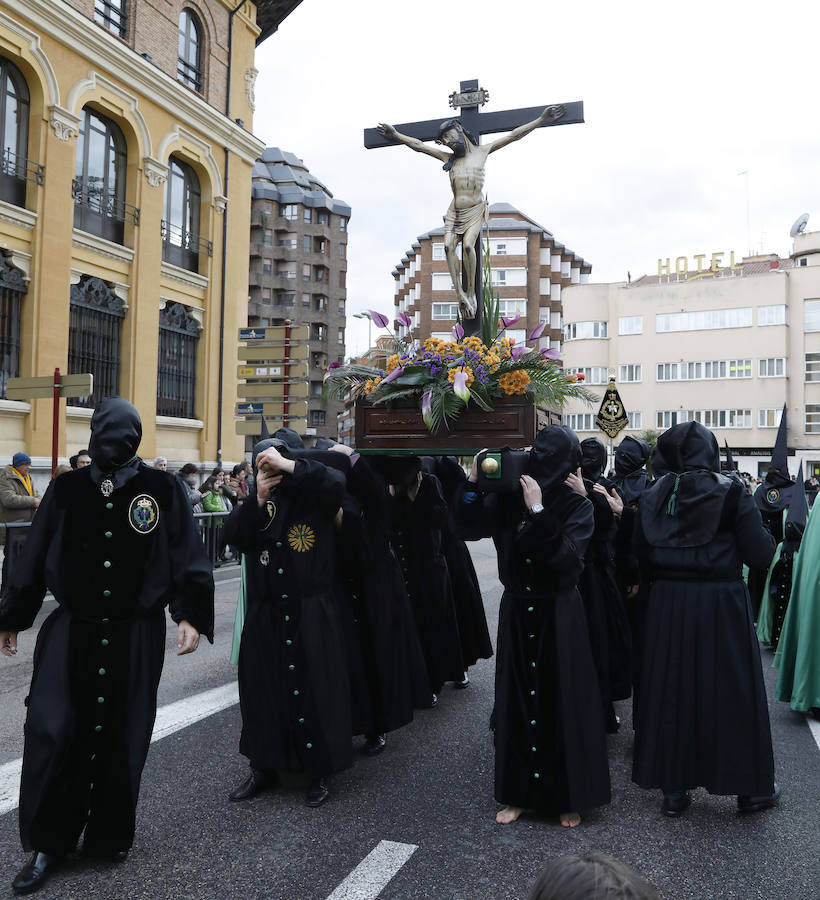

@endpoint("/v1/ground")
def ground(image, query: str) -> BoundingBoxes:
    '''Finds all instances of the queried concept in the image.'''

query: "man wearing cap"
[0,453,41,595]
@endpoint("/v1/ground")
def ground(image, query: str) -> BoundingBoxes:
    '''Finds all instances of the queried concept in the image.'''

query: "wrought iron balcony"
[161,220,212,273]
[0,149,44,207]
[72,178,139,245]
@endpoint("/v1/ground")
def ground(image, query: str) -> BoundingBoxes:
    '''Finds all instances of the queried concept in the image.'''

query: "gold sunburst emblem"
[288,523,315,553]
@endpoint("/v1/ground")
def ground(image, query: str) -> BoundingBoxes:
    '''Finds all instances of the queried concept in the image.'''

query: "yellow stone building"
[0,0,300,480]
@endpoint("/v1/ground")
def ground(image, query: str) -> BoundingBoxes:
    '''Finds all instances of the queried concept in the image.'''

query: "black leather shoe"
[228,769,270,802]
[12,852,59,895]
[364,734,386,756]
[661,791,691,817]
[305,776,330,807]
[453,674,470,689]
[738,782,782,814]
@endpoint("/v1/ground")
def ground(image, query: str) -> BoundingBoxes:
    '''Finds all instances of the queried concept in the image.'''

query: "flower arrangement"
[324,238,597,434]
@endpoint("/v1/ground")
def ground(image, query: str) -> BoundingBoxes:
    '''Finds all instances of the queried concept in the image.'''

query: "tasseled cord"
[666,474,682,515]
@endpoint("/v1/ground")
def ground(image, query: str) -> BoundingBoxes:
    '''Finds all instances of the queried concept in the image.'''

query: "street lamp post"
[352,311,372,356]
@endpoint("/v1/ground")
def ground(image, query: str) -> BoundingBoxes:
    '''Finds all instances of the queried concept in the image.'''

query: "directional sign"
[236,417,307,436]
[237,381,309,400]
[6,373,93,401]
[239,325,310,342]
[236,400,308,419]
[238,344,310,362]
[237,362,309,380]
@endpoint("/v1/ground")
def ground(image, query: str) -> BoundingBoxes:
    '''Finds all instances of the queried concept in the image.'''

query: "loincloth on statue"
[444,199,488,236]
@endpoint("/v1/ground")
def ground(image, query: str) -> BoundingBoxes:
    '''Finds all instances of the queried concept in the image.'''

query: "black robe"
[632,471,776,796]
[456,483,611,814]
[422,457,493,669]
[387,472,465,694]
[0,465,214,855]
[222,459,353,778]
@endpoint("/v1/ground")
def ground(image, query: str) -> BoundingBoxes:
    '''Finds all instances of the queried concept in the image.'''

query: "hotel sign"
[658,251,741,278]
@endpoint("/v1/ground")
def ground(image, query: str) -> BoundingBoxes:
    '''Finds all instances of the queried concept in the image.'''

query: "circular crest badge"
[129,494,160,534]
[288,523,315,553]
[766,488,780,505]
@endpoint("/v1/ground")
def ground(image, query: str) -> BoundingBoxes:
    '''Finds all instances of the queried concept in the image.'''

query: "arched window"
[0,253,26,399]
[0,56,36,207]
[68,276,126,408]
[73,108,137,244]
[178,10,203,93]
[162,157,209,272]
[157,303,199,418]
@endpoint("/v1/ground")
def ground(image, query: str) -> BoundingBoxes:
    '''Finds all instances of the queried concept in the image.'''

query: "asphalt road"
[1,543,819,899]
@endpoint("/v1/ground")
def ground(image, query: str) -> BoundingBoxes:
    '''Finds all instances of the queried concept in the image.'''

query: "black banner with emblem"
[595,379,629,439]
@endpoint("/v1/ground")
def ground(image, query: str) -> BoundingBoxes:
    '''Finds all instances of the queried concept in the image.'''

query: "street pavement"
[1,541,819,899]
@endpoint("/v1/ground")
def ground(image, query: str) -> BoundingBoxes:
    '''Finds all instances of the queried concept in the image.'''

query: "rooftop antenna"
[790,213,810,239]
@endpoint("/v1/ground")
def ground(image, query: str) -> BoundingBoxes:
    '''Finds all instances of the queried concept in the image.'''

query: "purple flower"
[451,322,465,341]
[369,310,390,329]
[500,314,521,329]
[381,366,404,384]
[511,345,529,361]
[422,390,433,429]
[453,370,471,403]
[541,348,560,360]
[528,322,547,341]
[396,312,412,328]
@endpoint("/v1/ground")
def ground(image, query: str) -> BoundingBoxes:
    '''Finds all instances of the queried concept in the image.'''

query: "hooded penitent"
[613,435,650,506]
[273,427,305,450]
[88,397,142,490]
[755,405,794,513]
[580,437,608,484]
[529,425,581,494]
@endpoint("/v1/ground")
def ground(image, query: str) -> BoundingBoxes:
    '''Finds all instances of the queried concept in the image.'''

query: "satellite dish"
[790,213,810,238]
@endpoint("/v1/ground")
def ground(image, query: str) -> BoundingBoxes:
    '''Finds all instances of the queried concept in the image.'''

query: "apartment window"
[495,242,506,255]
[338,328,344,344]
[157,302,199,418]
[0,254,25,399]
[657,410,695,429]
[562,413,595,431]
[619,364,642,382]
[95,0,126,38]
[618,316,643,335]
[432,273,455,291]
[656,359,752,381]
[497,299,526,318]
[339,244,346,259]
[314,267,326,282]
[278,233,296,249]
[563,321,608,340]
[758,305,786,326]
[0,57,34,208]
[280,203,298,221]
[656,409,751,429]
[318,211,330,226]
[68,276,125,408]
[303,208,312,224]
[339,270,345,288]
[162,157,205,272]
[263,260,272,275]
[806,404,820,433]
[302,264,311,282]
[263,229,272,246]
[627,411,642,430]
[759,357,786,378]
[73,108,133,245]
[314,296,325,312]
[303,234,311,253]
[759,408,783,428]
[339,218,347,232]
[277,293,295,307]
[314,237,327,254]
[310,410,326,426]
[261,289,271,304]
[338,301,345,316]
[302,293,310,309]
[277,265,295,279]
[806,352,820,382]
[432,243,445,261]
[656,307,752,332]
[432,302,459,320]
[567,366,608,384]
[311,381,323,397]
[804,299,820,332]
[177,10,203,93]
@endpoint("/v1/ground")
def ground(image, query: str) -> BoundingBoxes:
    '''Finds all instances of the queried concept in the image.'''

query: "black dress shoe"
[228,769,270,802]
[305,776,330,807]
[453,674,470,689]
[661,791,691,817]
[364,733,386,756]
[738,782,782,814]
[12,852,59,895]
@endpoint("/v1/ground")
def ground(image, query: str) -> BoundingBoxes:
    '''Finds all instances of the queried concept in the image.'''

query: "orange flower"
[498,371,531,395]
[448,365,474,387]
[364,376,382,394]
[386,354,400,373]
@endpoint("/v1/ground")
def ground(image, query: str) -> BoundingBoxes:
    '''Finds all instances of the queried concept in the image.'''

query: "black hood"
[614,436,650,477]
[783,465,807,554]
[529,426,581,494]
[88,397,142,488]
[765,404,790,486]
[251,438,288,473]
[656,421,720,473]
[650,444,670,480]
[273,427,305,450]
[580,438,607,483]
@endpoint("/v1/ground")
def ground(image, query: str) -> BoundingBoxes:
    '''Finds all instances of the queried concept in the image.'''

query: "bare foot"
[560,811,581,828]
[496,806,524,825]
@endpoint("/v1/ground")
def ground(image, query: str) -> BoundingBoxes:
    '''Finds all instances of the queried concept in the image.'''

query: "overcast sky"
[253,0,820,356]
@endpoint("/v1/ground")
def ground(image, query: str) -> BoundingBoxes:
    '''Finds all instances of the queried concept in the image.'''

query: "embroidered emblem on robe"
[288,523,315,552]
[128,494,160,534]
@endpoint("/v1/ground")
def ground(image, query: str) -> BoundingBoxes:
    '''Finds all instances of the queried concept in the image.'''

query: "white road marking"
[0,681,239,818]
[326,840,418,900]
[808,715,820,755]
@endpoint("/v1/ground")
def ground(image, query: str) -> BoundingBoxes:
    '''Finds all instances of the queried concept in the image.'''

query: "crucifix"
[364,79,584,336]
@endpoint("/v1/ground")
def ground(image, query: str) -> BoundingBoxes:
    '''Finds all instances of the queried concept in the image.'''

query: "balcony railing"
[161,220,212,273]
[0,149,44,207]
[72,178,139,245]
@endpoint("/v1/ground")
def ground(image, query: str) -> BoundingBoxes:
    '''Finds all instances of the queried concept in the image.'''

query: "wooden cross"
[364,79,584,337]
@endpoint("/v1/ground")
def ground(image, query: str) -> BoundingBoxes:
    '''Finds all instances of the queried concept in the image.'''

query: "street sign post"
[6,370,93,473]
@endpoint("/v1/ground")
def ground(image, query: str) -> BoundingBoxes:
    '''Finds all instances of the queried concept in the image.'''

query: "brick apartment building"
[248,147,349,438]
[391,203,591,353]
